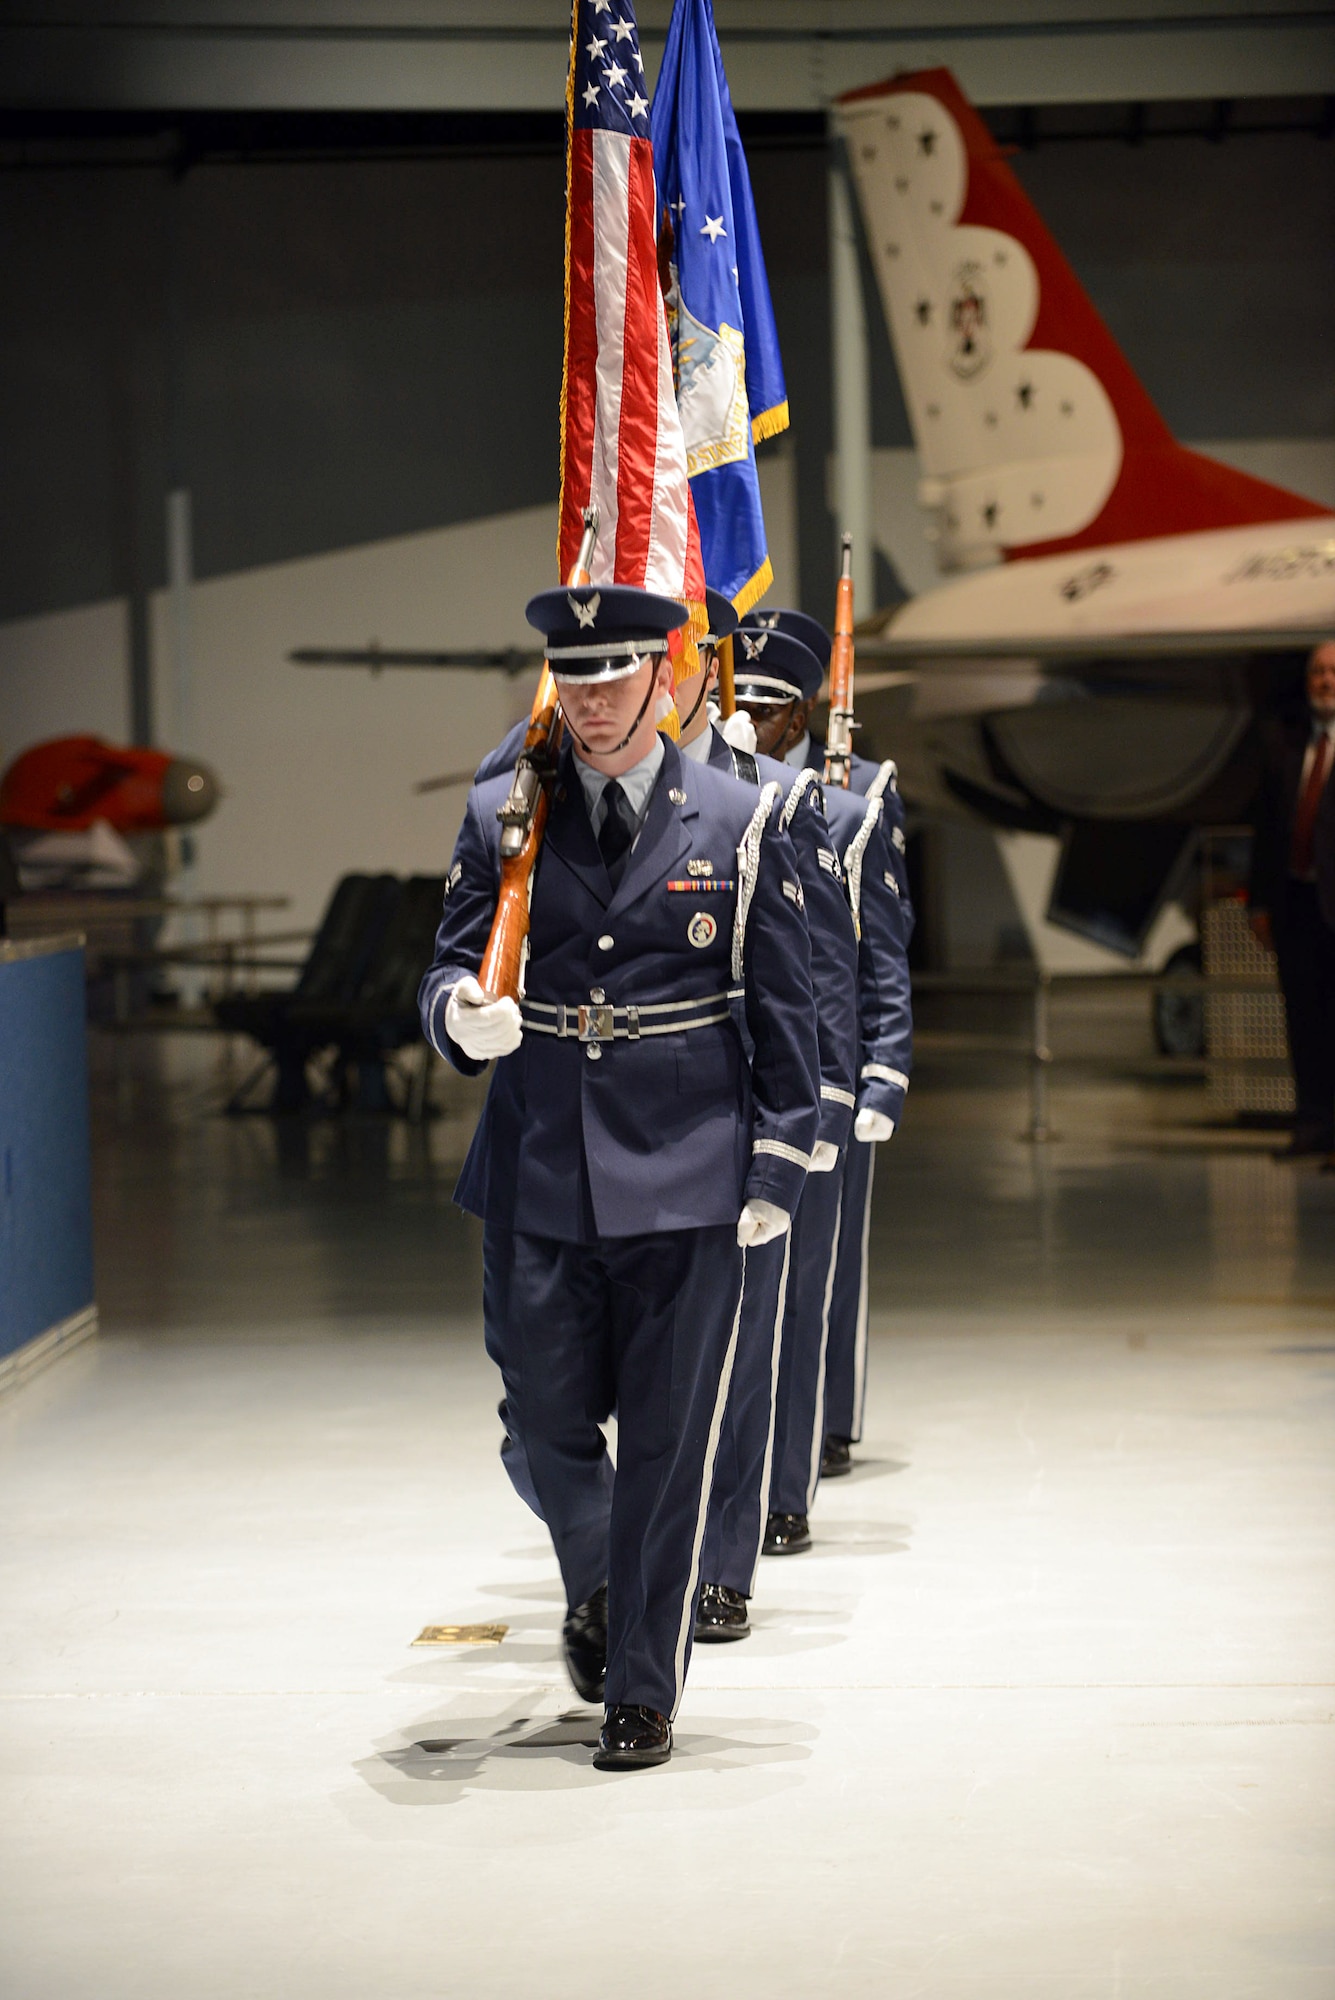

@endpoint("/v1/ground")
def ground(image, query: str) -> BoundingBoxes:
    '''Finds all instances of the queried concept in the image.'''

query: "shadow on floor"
[357,1697,817,1804]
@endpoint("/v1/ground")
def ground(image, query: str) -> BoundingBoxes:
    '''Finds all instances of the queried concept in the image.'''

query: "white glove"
[736,1199,790,1249]
[444,975,523,1062]
[720,709,758,755]
[809,1140,840,1173]
[854,1108,894,1144]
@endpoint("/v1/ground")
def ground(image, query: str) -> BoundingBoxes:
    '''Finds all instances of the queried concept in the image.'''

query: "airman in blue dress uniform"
[737,607,914,1540]
[671,594,859,1641]
[419,583,821,1769]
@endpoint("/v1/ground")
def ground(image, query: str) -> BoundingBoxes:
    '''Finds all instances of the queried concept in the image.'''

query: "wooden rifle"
[823,533,857,789]
[477,506,599,1002]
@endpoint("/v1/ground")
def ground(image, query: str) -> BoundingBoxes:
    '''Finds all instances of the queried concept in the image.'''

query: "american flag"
[558,0,706,625]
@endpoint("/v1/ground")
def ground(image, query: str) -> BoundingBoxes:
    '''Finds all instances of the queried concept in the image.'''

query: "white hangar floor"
[2,997,1333,1999]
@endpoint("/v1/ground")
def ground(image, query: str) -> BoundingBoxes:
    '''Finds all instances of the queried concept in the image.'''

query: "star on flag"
[700,215,727,243]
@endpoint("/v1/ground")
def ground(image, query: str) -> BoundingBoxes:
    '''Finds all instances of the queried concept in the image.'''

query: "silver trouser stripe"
[749,1232,793,1597]
[806,1185,845,1511]
[670,1254,746,1720]
[821,1084,856,1108]
[862,1063,909,1091]
[753,1137,812,1171]
[851,1146,877,1443]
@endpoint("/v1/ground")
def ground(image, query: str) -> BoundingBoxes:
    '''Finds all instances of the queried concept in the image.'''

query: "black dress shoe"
[761,1510,811,1556]
[592,1703,672,1770]
[561,1584,608,1704]
[821,1434,853,1479]
[693,1581,750,1642]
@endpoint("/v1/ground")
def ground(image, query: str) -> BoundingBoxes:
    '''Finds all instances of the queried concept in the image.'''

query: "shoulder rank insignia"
[883,870,901,895]
[816,847,841,878]
[443,861,463,898]
[782,878,805,910]
[891,823,906,852]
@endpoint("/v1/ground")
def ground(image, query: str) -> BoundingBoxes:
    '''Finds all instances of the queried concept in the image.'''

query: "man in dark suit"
[1249,641,1335,1157]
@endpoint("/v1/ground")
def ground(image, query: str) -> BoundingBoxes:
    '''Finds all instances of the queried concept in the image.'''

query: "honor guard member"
[674,594,858,1641]
[419,583,821,1770]
[742,607,883,797]
[733,613,913,1545]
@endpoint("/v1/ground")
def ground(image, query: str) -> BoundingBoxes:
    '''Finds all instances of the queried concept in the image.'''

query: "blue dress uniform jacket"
[824,765,914,1449]
[769,763,916,1508]
[420,735,822,1238]
[827,766,914,1128]
[707,727,857,1148]
[698,724,859,1595]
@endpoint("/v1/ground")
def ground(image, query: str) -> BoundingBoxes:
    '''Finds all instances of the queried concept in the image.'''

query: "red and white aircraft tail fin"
[835,69,1326,571]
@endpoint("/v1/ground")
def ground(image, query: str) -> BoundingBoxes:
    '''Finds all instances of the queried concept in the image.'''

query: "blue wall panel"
[0,944,95,1360]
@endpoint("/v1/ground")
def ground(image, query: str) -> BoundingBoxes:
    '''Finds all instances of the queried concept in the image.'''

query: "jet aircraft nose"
[159,757,220,825]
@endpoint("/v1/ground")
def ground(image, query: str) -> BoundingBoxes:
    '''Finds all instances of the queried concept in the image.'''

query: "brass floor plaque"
[412,1623,509,1647]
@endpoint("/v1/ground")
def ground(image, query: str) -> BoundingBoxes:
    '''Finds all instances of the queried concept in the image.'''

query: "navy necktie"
[597,780,637,887]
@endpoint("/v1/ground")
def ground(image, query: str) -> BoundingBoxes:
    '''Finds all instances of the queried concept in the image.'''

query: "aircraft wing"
[857,626,1329,665]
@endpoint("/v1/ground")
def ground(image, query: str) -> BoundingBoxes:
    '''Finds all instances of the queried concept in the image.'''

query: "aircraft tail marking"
[836,68,1327,571]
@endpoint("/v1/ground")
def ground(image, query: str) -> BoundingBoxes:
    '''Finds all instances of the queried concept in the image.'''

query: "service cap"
[741,606,831,673]
[525,583,688,682]
[703,587,739,645]
[731,626,823,706]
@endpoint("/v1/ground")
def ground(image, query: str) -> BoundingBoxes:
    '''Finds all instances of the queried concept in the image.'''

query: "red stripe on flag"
[560,128,598,581]
[612,135,662,585]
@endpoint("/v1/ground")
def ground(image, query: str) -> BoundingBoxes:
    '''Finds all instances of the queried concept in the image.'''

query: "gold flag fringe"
[751,400,790,446]
[731,556,774,619]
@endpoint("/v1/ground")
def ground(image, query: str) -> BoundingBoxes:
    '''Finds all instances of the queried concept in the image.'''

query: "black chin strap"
[560,667,660,759]
[677,665,713,737]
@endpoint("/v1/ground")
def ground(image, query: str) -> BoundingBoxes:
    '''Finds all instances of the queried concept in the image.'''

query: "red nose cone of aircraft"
[0,736,220,832]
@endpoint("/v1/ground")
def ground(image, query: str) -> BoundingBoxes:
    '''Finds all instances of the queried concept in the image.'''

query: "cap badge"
[569,590,601,628]
[739,631,768,660]
[687,911,717,949]
[754,612,780,630]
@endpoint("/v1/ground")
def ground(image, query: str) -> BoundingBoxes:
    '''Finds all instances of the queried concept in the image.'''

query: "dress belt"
[521,989,742,1044]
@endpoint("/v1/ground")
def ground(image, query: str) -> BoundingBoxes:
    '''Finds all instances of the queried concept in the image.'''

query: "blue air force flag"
[651,0,789,615]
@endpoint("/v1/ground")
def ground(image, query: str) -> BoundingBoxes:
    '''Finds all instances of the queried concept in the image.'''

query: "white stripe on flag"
[645,281,690,597]
[589,128,632,575]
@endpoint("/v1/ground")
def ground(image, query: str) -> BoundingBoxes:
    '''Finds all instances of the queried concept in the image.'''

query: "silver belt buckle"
[577,1004,616,1044]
